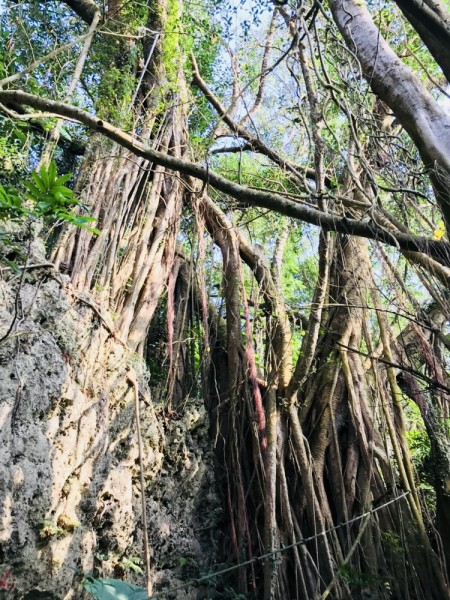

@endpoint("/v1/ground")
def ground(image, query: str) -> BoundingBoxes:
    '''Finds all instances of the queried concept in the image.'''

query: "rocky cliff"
[0,231,220,599]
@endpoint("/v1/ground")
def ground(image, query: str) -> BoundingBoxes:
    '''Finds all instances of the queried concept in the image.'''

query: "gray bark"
[394,0,450,82]
[59,0,99,24]
[330,0,450,229]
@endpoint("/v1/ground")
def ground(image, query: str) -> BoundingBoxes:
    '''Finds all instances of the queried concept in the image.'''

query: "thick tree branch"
[394,0,450,82]
[210,143,254,155]
[2,89,450,269]
[330,0,450,230]
[58,0,100,24]
[0,101,85,155]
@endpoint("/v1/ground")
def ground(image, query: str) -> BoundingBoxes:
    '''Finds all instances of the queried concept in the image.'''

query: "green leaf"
[24,180,44,200]
[13,128,27,144]
[83,577,148,600]
[0,184,23,217]
[36,201,52,213]
[120,557,143,574]
[55,173,72,186]
[71,215,96,224]
[47,160,57,183]
[52,185,74,198]
[0,184,10,202]
[3,259,20,273]
[84,226,101,235]
[59,126,73,141]
[31,170,47,192]
[38,165,50,188]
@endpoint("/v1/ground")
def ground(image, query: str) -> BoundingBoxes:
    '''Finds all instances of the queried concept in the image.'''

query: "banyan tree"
[0,0,449,598]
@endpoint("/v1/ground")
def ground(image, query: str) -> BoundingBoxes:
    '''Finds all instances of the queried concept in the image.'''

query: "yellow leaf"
[433,223,446,240]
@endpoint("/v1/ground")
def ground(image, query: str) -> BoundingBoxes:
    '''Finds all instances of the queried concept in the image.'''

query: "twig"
[0,262,55,273]
[336,341,450,395]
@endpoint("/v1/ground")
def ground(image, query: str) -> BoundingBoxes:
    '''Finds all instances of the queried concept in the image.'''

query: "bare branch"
[330,0,450,229]
[240,8,277,125]
[191,52,322,184]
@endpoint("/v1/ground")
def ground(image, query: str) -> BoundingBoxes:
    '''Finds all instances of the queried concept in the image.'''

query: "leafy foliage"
[0,161,99,232]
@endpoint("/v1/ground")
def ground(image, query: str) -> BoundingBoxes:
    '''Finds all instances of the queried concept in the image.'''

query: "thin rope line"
[151,490,411,598]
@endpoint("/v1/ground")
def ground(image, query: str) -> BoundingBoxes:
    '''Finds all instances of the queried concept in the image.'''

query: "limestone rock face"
[0,238,220,599]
